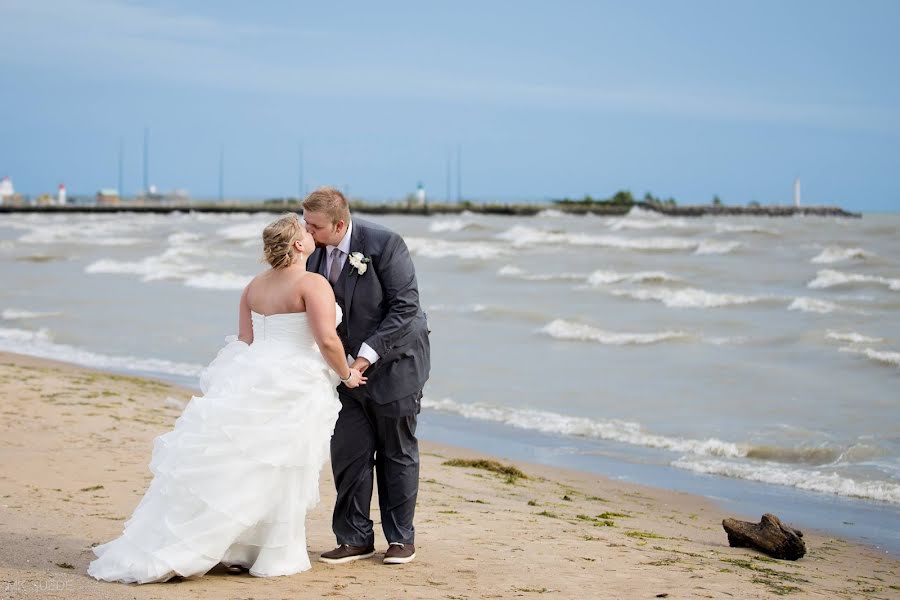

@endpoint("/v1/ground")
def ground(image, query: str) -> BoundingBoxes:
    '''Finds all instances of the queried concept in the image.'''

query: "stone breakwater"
[0,201,861,217]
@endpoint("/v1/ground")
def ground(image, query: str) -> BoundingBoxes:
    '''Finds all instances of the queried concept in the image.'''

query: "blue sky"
[1,0,898,210]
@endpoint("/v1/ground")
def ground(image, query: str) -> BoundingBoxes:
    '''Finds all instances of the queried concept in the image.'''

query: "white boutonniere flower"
[348,252,371,275]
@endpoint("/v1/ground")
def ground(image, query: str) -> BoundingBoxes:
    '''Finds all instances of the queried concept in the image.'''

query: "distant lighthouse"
[793,178,801,207]
[58,183,66,206]
[415,182,426,206]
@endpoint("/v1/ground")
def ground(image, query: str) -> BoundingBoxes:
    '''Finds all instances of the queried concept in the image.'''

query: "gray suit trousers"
[330,388,420,546]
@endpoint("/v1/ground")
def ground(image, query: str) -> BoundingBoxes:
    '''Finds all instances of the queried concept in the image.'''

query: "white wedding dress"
[88,308,343,583]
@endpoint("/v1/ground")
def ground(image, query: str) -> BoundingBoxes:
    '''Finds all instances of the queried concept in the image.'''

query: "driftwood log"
[722,513,806,560]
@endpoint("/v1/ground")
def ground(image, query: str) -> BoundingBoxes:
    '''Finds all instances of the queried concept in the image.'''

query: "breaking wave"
[839,346,900,369]
[826,331,883,344]
[694,240,741,255]
[422,397,744,457]
[405,237,508,260]
[0,326,202,379]
[538,319,690,346]
[811,246,875,264]
[423,395,900,504]
[217,219,271,244]
[673,458,900,504]
[586,270,680,286]
[607,207,689,231]
[496,226,703,252]
[184,272,253,290]
[497,265,587,281]
[2,309,62,320]
[788,297,843,314]
[13,217,150,246]
[713,223,780,235]
[612,287,768,308]
[428,219,485,233]
[808,269,900,292]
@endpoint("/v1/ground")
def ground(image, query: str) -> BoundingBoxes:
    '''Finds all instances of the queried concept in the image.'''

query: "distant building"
[0,176,14,204]
[36,194,56,206]
[793,178,801,207]
[96,189,120,205]
[58,184,66,206]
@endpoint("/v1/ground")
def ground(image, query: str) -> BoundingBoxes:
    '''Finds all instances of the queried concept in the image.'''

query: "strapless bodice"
[251,312,314,347]
[250,305,342,348]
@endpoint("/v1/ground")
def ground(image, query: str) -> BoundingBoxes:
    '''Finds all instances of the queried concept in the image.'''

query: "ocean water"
[1,208,898,551]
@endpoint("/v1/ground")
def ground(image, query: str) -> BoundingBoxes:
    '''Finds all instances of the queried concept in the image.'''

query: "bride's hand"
[341,368,367,388]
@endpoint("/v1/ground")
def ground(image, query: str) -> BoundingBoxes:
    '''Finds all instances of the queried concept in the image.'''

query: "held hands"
[341,368,367,389]
[350,357,371,374]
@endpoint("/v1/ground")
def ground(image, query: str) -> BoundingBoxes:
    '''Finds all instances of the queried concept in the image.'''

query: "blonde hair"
[262,213,303,269]
[302,186,350,224]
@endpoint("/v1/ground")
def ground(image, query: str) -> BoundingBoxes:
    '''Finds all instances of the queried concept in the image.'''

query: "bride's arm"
[238,285,253,344]
[304,276,366,388]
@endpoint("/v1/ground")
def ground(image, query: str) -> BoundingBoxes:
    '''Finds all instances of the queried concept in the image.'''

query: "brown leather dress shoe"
[319,544,376,564]
[383,543,416,564]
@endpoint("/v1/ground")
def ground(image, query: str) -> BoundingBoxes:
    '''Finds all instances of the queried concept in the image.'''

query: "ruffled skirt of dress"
[87,338,341,583]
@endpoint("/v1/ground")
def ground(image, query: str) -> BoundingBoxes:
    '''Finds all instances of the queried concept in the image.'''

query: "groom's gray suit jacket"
[309,218,430,413]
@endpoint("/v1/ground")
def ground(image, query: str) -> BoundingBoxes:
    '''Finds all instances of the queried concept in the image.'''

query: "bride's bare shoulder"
[298,271,332,294]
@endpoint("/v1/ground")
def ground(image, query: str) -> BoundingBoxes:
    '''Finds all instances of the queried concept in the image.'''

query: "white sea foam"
[714,223,780,235]
[672,458,900,504]
[422,397,745,458]
[826,331,883,344]
[788,297,843,314]
[536,209,565,218]
[86,256,251,291]
[428,218,483,233]
[496,225,701,252]
[811,246,875,264]
[0,327,203,378]
[184,272,254,290]
[839,346,900,369]
[694,240,741,255]
[586,269,680,286]
[612,287,767,308]
[85,250,203,282]
[808,269,900,292]
[497,265,586,281]
[217,220,271,243]
[405,237,508,260]
[168,231,205,245]
[608,207,689,231]
[16,219,148,246]
[1,309,62,320]
[539,319,689,346]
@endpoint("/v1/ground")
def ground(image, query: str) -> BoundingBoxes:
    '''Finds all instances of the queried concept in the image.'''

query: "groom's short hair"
[303,187,350,224]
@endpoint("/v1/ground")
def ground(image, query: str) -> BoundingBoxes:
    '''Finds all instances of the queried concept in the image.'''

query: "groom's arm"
[362,233,420,360]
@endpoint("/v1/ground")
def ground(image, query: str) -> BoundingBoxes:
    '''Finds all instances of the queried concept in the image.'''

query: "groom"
[302,187,430,566]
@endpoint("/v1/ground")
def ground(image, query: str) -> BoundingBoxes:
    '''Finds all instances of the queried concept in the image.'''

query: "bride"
[88,213,366,583]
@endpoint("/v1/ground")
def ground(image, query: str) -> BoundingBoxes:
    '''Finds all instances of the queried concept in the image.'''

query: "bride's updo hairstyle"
[262,213,303,269]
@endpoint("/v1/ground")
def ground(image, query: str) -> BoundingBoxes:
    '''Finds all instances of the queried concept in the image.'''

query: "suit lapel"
[342,222,365,329]
[311,247,327,277]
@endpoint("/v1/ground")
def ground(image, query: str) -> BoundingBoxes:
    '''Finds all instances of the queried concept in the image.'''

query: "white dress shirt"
[326,220,380,366]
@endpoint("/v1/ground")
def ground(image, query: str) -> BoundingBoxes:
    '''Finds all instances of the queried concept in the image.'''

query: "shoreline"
[1,351,897,598]
[0,200,862,218]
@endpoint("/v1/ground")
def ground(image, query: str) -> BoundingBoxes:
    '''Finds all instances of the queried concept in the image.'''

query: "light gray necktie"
[328,249,342,286]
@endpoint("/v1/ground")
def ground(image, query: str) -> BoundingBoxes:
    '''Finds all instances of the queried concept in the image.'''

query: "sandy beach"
[0,351,896,599]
